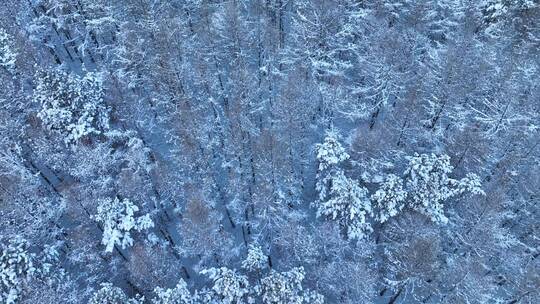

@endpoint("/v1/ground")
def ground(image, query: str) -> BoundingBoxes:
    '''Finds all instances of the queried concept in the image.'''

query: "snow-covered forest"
[0,0,539,303]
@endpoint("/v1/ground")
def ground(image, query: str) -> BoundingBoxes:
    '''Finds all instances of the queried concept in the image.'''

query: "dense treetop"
[0,0,538,303]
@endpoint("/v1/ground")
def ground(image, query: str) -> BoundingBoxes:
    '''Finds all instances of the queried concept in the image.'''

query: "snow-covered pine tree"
[200,267,250,304]
[403,153,484,224]
[94,197,154,253]
[371,174,407,223]
[314,130,373,240]
[34,70,110,145]
[89,283,143,304]
[153,278,198,304]
[0,238,35,304]
[242,243,267,272]
[0,28,16,74]
[258,266,324,304]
